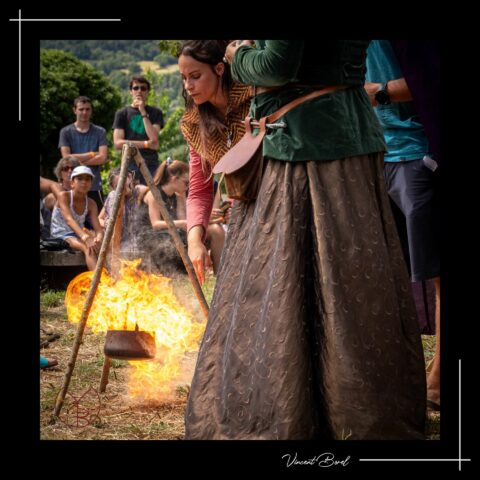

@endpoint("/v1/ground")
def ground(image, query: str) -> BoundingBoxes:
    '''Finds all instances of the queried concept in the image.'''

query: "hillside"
[40,40,188,172]
[40,40,179,92]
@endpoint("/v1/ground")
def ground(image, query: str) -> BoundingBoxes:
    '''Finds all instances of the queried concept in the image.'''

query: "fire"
[65,259,205,401]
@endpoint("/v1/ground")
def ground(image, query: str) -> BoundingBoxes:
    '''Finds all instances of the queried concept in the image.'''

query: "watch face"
[375,89,391,105]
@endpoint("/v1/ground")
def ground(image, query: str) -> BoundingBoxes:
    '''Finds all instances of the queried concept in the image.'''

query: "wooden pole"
[132,149,210,321]
[99,356,112,392]
[54,145,134,417]
[99,168,126,393]
[110,190,125,277]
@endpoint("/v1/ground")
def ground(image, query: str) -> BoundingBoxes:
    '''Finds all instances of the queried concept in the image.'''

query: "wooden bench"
[40,250,88,289]
[40,249,86,267]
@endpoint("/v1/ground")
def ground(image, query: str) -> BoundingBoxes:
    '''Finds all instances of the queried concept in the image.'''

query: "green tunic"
[231,40,386,162]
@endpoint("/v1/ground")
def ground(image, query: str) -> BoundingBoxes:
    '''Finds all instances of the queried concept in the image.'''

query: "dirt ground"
[40,272,439,440]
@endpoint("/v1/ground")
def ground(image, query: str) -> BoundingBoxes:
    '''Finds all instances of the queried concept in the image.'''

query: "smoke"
[111,202,187,277]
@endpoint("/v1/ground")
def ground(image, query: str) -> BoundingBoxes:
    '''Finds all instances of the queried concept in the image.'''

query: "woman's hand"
[82,233,96,254]
[224,202,232,224]
[224,40,254,65]
[188,240,211,285]
[209,208,225,224]
[93,233,103,254]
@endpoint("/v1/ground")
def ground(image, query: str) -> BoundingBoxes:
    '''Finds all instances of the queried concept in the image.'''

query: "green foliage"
[40,290,65,308]
[40,42,189,180]
[40,49,122,177]
[158,40,181,58]
[154,52,177,68]
[158,107,188,162]
[143,70,188,162]
[41,40,161,62]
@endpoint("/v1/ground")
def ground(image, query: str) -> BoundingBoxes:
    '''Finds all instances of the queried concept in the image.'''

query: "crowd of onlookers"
[40,76,230,276]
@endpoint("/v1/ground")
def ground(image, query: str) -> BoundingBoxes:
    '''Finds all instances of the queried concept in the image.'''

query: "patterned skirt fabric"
[185,154,426,440]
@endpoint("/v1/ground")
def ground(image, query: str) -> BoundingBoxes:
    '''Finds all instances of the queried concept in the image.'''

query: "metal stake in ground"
[53,145,134,417]
[132,147,210,321]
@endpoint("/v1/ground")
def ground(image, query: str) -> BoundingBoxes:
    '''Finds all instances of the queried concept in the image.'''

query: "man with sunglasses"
[58,96,108,211]
[113,76,165,185]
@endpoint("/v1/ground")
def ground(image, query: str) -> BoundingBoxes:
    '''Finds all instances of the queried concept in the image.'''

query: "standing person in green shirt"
[113,76,165,185]
[185,40,426,440]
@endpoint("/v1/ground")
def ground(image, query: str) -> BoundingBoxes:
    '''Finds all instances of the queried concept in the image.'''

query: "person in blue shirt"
[365,40,441,411]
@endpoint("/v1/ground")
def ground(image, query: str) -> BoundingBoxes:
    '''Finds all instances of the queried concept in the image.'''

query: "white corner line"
[459,358,461,471]
[10,9,122,122]
[9,18,121,21]
[360,359,471,472]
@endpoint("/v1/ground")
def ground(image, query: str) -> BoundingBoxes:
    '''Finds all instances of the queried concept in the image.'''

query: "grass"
[138,61,179,75]
[39,271,440,440]
[422,335,436,366]
[40,290,66,309]
[421,334,440,440]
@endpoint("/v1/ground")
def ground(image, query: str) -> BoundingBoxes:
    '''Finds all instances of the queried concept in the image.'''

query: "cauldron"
[104,326,156,360]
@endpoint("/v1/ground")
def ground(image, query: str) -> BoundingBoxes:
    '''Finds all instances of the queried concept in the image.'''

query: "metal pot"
[104,326,156,360]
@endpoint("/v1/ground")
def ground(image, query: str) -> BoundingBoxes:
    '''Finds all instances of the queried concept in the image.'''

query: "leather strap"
[264,85,349,124]
[252,84,349,123]
[256,83,333,94]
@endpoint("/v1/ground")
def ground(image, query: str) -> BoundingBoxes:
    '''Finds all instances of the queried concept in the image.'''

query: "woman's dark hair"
[177,40,233,160]
[139,159,189,203]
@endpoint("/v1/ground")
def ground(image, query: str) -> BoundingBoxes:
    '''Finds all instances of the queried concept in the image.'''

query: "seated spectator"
[43,157,80,211]
[98,167,147,251]
[139,159,225,275]
[50,166,103,270]
[40,175,65,239]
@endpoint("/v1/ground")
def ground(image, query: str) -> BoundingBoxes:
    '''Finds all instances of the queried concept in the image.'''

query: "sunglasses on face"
[62,166,74,172]
[131,85,148,92]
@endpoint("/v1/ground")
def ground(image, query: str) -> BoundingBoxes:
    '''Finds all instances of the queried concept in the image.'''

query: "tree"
[158,107,188,162]
[142,70,188,162]
[158,40,181,58]
[40,49,122,177]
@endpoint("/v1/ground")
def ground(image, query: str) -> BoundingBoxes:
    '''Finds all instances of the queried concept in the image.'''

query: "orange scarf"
[180,82,252,168]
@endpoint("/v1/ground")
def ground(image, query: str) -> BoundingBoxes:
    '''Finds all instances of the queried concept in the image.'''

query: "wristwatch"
[374,82,391,105]
[141,113,149,118]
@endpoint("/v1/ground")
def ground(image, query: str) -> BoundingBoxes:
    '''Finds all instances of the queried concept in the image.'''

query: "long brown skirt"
[185,154,426,440]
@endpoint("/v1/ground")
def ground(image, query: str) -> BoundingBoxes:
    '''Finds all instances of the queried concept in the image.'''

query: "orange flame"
[65,259,205,401]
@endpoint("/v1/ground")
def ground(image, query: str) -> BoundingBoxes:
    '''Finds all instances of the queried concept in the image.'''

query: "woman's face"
[72,175,92,194]
[112,174,133,196]
[179,54,223,106]
[60,163,76,185]
[171,174,189,195]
